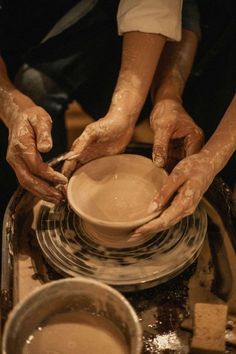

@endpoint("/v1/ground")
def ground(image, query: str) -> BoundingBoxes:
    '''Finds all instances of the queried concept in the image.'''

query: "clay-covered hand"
[151,99,204,171]
[62,115,135,178]
[131,150,216,237]
[7,105,67,203]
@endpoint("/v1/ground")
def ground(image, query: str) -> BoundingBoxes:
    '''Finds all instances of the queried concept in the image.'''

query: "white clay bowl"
[67,154,168,239]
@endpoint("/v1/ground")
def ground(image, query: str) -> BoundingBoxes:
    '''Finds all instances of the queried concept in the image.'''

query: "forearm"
[152,29,198,104]
[108,31,166,123]
[0,57,34,128]
[201,95,236,174]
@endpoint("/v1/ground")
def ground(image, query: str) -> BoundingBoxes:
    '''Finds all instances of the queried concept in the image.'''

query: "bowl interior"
[67,154,167,227]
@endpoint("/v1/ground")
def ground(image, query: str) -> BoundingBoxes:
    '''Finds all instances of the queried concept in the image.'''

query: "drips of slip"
[22,310,129,354]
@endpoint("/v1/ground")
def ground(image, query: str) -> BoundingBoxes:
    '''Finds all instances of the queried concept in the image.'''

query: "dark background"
[1,0,236,227]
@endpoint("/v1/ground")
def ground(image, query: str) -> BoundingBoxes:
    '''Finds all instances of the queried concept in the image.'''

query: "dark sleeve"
[182,0,201,39]
[0,0,78,77]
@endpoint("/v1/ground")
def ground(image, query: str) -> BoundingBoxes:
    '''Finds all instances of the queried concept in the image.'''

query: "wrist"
[0,88,35,128]
[155,94,182,105]
[108,90,143,125]
[150,98,183,124]
[11,89,35,110]
[152,74,183,105]
[105,110,137,129]
[153,97,182,109]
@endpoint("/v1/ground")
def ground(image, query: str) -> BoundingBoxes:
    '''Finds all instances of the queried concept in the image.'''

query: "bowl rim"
[2,277,143,353]
[67,154,168,228]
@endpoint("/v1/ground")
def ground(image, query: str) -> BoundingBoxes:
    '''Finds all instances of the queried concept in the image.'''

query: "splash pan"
[36,202,207,291]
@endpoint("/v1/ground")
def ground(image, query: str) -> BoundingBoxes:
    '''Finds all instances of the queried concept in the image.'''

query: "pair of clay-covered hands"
[7,97,214,236]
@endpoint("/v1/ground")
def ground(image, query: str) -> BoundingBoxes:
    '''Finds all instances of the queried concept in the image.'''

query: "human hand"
[62,114,135,177]
[150,99,204,171]
[6,103,67,203]
[131,150,216,237]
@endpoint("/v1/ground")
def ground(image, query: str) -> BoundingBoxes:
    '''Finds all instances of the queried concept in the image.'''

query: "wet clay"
[82,172,157,222]
[67,154,167,224]
[22,310,129,354]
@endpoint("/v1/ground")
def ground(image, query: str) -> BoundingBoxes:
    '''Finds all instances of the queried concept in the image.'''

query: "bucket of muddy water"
[2,278,142,354]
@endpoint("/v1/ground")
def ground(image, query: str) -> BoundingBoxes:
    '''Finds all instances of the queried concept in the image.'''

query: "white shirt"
[117,0,183,41]
[41,0,183,44]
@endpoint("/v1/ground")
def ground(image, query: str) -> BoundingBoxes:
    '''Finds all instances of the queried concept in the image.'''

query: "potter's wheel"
[36,202,207,291]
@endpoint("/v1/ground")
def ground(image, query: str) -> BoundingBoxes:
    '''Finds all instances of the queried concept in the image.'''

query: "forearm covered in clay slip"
[152,29,199,104]
[108,32,166,123]
[201,95,236,174]
[0,87,21,128]
[0,57,33,128]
